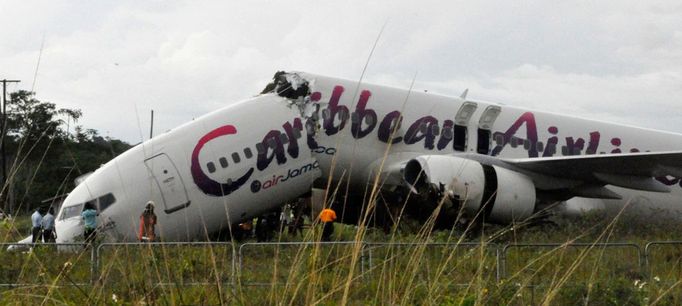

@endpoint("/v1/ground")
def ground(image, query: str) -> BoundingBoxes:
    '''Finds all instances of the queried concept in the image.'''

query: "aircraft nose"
[55,218,84,243]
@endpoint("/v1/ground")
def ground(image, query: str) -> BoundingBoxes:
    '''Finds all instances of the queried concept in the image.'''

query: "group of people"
[30,200,158,245]
[81,200,158,243]
[239,203,307,242]
[30,199,336,244]
[249,205,337,242]
[30,206,56,243]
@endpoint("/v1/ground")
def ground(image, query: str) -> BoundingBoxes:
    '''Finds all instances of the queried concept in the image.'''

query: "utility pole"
[1,79,20,214]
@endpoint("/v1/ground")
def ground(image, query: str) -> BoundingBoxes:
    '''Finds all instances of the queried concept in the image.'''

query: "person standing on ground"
[41,207,56,243]
[319,207,337,242]
[255,216,268,242]
[138,201,158,242]
[31,207,43,243]
[81,202,98,244]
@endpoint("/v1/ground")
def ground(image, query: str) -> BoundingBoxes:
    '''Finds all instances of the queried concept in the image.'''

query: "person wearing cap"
[319,207,337,241]
[139,201,158,242]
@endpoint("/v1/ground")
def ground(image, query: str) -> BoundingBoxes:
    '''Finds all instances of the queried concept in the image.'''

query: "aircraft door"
[477,105,501,154]
[453,102,477,152]
[144,153,191,214]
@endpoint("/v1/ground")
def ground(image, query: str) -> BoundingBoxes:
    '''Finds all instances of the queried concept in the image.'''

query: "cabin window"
[305,122,315,134]
[98,193,116,212]
[523,139,531,150]
[536,142,544,152]
[495,134,504,146]
[207,162,216,173]
[219,157,228,168]
[431,125,440,136]
[365,115,375,126]
[267,138,277,149]
[337,109,348,121]
[442,127,453,139]
[244,148,253,159]
[561,146,568,155]
[292,128,302,139]
[256,143,265,154]
[279,133,289,144]
[351,113,359,123]
[232,152,241,164]
[453,125,467,151]
[571,147,582,155]
[510,137,519,148]
[419,122,428,134]
[322,109,330,120]
[545,143,556,155]
[390,117,402,131]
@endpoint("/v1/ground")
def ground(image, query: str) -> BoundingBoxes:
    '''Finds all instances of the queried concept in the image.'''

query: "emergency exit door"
[144,153,191,214]
[477,105,501,154]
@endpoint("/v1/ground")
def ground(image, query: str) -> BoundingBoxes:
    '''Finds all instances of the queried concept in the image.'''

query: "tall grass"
[2,209,682,304]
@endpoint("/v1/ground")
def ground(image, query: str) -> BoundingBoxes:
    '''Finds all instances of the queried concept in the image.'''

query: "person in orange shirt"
[139,201,158,242]
[319,208,337,241]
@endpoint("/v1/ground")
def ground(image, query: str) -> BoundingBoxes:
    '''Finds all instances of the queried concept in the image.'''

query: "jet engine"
[403,155,536,223]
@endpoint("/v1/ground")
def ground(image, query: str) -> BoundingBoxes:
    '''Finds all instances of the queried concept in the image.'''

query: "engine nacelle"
[404,155,536,223]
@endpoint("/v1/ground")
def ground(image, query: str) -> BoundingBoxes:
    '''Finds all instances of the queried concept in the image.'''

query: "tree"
[1,91,130,214]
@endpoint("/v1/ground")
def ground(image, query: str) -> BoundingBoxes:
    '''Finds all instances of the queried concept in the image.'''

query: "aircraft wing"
[500,150,682,192]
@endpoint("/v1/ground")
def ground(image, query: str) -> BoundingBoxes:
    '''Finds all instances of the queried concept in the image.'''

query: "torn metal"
[262,71,321,138]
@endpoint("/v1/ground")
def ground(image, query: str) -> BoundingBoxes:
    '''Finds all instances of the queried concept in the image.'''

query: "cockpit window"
[98,193,116,212]
[59,193,117,220]
[59,204,84,220]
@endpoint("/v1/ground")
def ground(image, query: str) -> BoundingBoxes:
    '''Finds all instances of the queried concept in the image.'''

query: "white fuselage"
[54,73,682,242]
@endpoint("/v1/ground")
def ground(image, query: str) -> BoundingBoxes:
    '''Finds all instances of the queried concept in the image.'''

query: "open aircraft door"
[477,105,501,154]
[144,153,191,214]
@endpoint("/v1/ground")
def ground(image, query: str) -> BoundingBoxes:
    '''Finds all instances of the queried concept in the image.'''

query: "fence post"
[495,246,501,282]
[231,243,236,294]
[360,242,365,276]
[643,242,652,279]
[491,243,509,281]
[91,244,98,285]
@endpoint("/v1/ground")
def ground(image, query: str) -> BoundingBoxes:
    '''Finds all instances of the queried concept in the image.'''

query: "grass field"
[1,212,682,305]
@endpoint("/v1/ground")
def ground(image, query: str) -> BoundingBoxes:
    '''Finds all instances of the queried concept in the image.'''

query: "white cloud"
[1,1,681,142]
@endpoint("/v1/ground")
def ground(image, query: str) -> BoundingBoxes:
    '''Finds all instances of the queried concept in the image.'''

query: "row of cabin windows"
[205,128,303,174]
[493,135,600,155]
[204,121,600,171]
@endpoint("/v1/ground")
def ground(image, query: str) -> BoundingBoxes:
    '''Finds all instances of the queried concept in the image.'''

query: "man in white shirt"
[41,207,56,243]
[31,208,43,243]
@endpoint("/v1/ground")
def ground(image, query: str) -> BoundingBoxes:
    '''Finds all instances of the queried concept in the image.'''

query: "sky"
[0,1,681,143]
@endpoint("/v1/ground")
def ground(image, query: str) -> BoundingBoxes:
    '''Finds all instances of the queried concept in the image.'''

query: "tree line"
[1,90,131,215]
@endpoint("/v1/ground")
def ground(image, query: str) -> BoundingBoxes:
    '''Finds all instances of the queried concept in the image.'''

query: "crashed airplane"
[44,71,682,242]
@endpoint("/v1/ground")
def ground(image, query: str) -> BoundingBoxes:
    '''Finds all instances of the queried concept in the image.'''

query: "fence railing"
[501,242,642,282]
[0,243,90,287]
[2,240,682,288]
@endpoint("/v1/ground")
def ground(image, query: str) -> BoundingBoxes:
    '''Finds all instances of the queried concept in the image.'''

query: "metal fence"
[2,240,682,288]
[501,243,642,283]
[0,243,90,287]
[96,242,235,286]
